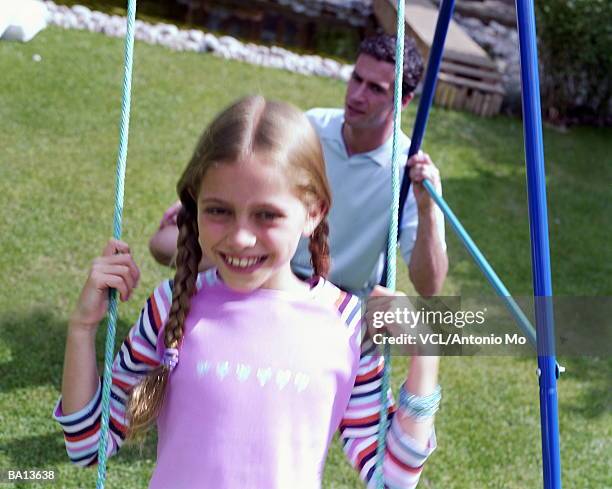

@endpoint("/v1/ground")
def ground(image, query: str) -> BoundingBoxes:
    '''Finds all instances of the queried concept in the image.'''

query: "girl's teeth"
[226,256,261,268]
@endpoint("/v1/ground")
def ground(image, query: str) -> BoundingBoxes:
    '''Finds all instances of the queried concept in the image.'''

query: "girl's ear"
[302,202,326,238]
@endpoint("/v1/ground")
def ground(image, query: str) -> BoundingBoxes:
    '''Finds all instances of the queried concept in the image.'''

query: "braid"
[308,218,330,278]
[126,203,201,439]
[164,203,201,348]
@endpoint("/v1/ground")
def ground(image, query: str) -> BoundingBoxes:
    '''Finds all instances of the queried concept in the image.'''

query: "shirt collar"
[322,111,411,167]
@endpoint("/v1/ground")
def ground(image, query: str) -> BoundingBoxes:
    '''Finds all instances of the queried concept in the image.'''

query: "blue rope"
[375,1,405,486]
[96,1,138,487]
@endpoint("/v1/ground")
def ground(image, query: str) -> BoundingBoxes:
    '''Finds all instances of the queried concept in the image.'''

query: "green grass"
[0,27,611,488]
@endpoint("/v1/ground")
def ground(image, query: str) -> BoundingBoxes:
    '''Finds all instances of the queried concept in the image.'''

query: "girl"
[54,96,440,488]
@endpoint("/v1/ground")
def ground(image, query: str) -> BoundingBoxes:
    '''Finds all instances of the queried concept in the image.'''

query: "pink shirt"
[150,274,362,488]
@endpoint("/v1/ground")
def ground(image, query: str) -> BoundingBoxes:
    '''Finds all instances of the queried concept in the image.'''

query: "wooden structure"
[374,0,505,116]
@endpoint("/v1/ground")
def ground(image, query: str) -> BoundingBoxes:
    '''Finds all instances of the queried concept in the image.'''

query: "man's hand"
[407,150,441,213]
[159,200,182,228]
[150,201,182,267]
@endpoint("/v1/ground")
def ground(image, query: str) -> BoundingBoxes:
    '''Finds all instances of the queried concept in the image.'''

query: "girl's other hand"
[70,239,140,333]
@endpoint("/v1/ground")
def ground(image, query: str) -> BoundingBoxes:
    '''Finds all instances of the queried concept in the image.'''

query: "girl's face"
[197,153,322,292]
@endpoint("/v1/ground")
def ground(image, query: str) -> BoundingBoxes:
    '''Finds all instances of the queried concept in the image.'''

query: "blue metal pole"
[515,0,562,487]
[397,0,455,222]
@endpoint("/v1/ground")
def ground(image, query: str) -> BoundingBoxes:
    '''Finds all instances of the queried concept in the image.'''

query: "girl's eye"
[205,207,229,216]
[257,211,280,221]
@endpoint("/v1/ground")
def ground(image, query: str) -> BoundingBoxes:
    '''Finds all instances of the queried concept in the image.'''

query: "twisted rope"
[96,1,138,487]
[375,1,405,486]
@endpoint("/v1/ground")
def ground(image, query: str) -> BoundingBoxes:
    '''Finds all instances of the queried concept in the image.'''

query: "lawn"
[0,26,610,489]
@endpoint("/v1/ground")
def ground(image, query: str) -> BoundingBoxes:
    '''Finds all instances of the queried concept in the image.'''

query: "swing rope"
[96,1,138,487]
[375,0,405,486]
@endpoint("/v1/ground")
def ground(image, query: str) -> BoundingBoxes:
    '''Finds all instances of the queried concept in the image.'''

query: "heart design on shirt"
[276,369,292,390]
[294,372,310,392]
[216,361,230,380]
[197,361,210,377]
[257,367,272,386]
[236,363,251,382]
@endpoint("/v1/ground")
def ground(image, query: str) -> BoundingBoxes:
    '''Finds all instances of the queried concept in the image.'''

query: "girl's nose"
[228,226,257,249]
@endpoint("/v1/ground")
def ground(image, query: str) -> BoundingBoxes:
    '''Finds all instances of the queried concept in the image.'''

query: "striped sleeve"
[52,279,174,467]
[338,332,437,488]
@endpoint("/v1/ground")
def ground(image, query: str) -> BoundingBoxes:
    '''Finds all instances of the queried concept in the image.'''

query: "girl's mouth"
[219,252,268,273]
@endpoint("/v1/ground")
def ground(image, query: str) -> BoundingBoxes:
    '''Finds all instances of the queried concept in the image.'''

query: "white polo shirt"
[291,108,446,297]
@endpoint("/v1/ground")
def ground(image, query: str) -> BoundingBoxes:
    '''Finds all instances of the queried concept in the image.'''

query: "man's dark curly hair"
[358,33,424,99]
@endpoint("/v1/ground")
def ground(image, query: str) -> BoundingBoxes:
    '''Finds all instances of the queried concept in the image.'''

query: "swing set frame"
[378,2,561,488]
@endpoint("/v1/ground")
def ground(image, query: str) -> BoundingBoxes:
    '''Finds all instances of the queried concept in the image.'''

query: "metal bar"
[422,179,537,347]
[515,0,562,487]
[398,0,456,223]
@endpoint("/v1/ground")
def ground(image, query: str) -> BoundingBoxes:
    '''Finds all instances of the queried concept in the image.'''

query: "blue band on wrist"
[398,384,441,420]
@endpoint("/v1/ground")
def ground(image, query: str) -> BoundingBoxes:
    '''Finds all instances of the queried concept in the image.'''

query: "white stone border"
[44,1,354,81]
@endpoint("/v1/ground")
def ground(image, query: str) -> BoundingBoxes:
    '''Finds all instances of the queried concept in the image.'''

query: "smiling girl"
[54,96,439,488]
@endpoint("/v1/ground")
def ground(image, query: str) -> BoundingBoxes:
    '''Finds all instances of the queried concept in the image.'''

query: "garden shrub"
[536,0,612,125]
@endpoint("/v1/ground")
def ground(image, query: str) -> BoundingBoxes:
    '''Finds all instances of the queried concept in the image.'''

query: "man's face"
[344,54,396,130]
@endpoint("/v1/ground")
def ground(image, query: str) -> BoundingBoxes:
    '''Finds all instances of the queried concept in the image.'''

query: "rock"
[157,22,179,37]
[218,35,241,49]
[268,56,285,69]
[50,12,63,26]
[187,29,203,43]
[42,1,355,84]
[91,11,109,24]
[63,12,79,30]
[453,4,521,99]
[460,17,485,30]
[72,5,92,20]
[203,33,219,52]
[454,0,516,27]
[339,64,354,81]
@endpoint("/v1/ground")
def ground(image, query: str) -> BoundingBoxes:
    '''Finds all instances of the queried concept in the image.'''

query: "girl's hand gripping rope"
[70,239,141,333]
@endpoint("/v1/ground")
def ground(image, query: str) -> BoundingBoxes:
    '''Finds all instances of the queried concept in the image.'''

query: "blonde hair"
[126,95,332,437]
